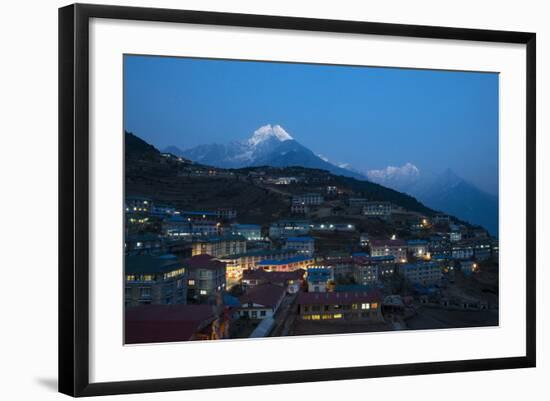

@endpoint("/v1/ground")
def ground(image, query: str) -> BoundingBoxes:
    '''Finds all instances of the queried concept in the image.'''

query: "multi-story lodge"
[320,257,354,280]
[163,215,219,237]
[298,291,383,322]
[306,267,333,292]
[472,240,493,260]
[125,254,187,308]
[370,255,396,277]
[449,224,463,242]
[284,236,315,256]
[370,239,407,263]
[428,235,451,256]
[353,262,379,285]
[191,234,247,258]
[185,254,227,300]
[399,262,442,286]
[292,193,324,206]
[219,249,298,288]
[269,219,311,239]
[363,201,393,218]
[230,224,263,241]
[238,283,287,320]
[407,239,429,258]
[257,255,315,272]
[451,241,475,260]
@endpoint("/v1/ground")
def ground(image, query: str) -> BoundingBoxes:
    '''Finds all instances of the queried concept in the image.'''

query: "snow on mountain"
[365,162,421,194]
[169,124,366,180]
[366,162,420,183]
[247,124,293,146]
[366,163,498,235]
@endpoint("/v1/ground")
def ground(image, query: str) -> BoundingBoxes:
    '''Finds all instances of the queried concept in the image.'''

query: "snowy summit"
[247,124,293,146]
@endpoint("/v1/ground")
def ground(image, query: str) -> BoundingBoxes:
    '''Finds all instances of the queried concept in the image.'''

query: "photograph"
[123,54,500,344]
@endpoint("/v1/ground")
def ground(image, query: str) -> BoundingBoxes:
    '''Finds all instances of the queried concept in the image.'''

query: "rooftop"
[408,239,428,245]
[180,211,217,216]
[125,233,162,243]
[183,254,226,270]
[258,255,313,266]
[193,234,246,244]
[334,284,377,292]
[285,236,314,242]
[370,239,407,247]
[298,290,381,306]
[243,268,305,283]
[125,254,181,275]
[125,304,215,344]
[231,224,261,229]
[218,249,297,260]
[401,262,441,270]
[239,283,286,308]
[306,268,332,282]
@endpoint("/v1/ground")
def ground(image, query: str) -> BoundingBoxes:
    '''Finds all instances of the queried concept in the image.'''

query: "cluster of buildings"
[124,192,498,343]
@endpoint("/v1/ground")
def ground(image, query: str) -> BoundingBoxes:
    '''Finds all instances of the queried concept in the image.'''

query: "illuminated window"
[352,304,358,310]
[371,302,378,309]
[126,275,135,282]
[311,315,321,320]
[333,314,343,319]
[361,303,370,310]
[188,279,195,286]
[200,290,207,295]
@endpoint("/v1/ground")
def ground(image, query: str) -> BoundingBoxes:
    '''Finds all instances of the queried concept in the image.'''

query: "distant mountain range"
[366,163,499,236]
[164,124,366,180]
[163,125,498,236]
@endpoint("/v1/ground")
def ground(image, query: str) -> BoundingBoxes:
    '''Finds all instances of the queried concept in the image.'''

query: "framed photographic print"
[58,3,536,397]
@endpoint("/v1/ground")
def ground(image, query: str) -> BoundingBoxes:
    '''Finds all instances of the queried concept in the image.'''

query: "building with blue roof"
[306,267,333,292]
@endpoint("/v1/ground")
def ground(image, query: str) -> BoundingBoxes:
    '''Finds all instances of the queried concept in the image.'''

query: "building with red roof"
[298,290,383,322]
[125,304,217,344]
[238,283,286,320]
[242,268,305,293]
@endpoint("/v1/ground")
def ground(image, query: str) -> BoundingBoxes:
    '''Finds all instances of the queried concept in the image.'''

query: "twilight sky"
[124,55,499,196]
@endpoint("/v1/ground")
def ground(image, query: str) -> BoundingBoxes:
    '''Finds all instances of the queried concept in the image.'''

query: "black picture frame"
[59,3,536,397]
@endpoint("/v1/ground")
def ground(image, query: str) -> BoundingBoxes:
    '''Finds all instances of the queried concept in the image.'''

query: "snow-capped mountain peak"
[366,162,420,182]
[247,124,293,146]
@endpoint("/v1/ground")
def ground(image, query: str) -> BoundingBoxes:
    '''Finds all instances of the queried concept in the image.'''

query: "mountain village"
[124,129,499,343]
